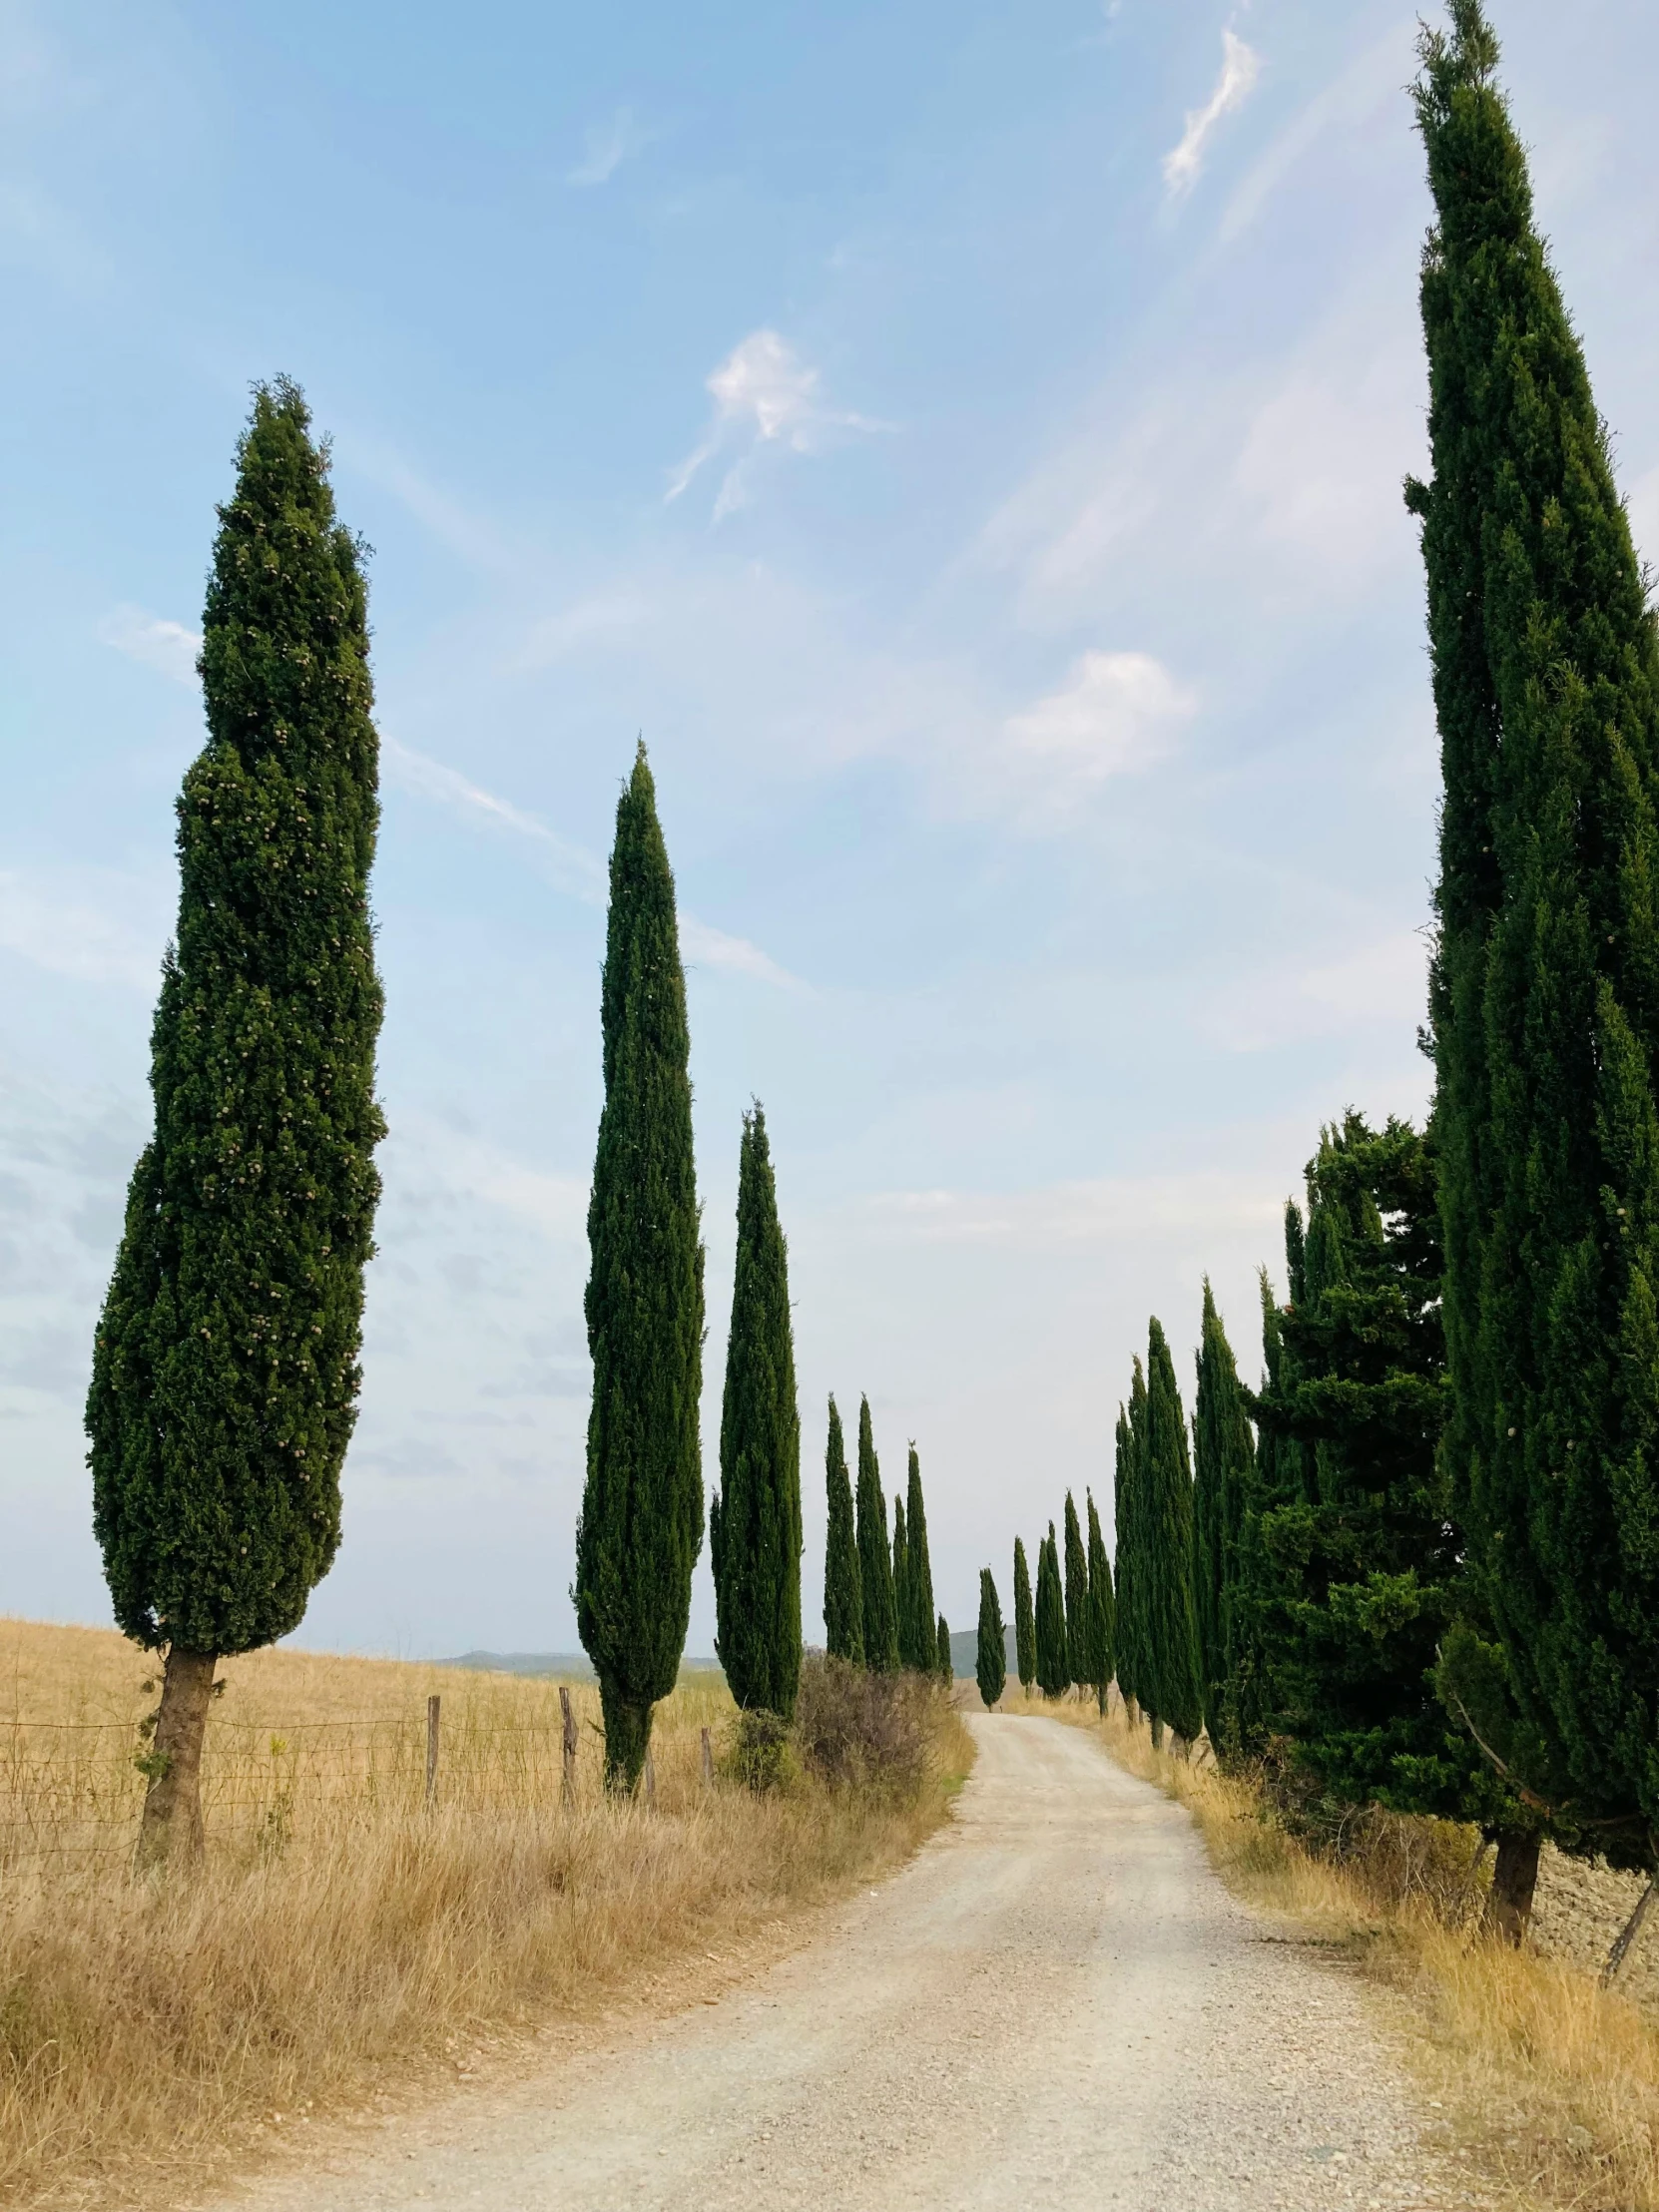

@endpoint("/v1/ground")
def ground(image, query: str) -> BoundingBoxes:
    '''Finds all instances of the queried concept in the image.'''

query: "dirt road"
[221,1715,1461,2211]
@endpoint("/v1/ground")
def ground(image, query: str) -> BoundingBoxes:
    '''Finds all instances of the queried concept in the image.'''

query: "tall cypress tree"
[855,1396,899,1673]
[710,1105,802,1719]
[1113,1363,1149,1719]
[1192,1280,1255,1753]
[1012,1535,1035,1693]
[823,1395,863,1663]
[89,380,384,1867]
[935,1612,952,1682]
[1035,1524,1068,1699]
[891,1494,911,1665]
[1085,1489,1115,1716]
[903,1445,937,1673]
[976,1569,1007,1708]
[1142,1320,1203,1744]
[574,745,705,1790]
[1062,1491,1088,1694]
[1412,0,1659,1878]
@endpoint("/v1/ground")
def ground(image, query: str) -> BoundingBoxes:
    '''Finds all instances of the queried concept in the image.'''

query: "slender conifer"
[1113,1364,1149,1718]
[89,379,385,1866]
[1412,0,1659,1881]
[574,745,705,1791]
[1142,1320,1203,1744]
[976,1569,1007,1708]
[935,1612,952,1681]
[903,1446,937,1672]
[823,1395,863,1664]
[1012,1535,1035,1693]
[855,1396,899,1673]
[710,1106,802,1719]
[1062,1491,1087,1693]
[891,1495,910,1664]
[1192,1280,1255,1753]
[1085,1490,1115,1715]
[1035,1524,1068,1699]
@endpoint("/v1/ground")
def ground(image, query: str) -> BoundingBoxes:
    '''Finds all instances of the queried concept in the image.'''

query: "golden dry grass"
[0,1618,972,2212]
[999,1685,1659,2212]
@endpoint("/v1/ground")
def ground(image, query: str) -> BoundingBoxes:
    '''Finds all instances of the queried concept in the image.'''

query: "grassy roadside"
[1000,1687,1659,2212]
[0,1620,973,2212]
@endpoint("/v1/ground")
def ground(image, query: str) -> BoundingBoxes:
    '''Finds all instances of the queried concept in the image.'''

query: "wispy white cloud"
[666,329,888,518]
[568,105,652,188]
[1004,650,1193,793]
[1163,26,1260,198]
[98,604,202,686]
[383,739,799,985]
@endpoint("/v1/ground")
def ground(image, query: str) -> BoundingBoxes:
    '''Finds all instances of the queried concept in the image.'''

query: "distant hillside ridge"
[443,1652,723,1684]
[948,1625,1018,1681]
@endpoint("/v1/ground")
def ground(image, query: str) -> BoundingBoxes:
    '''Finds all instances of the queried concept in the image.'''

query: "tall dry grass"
[1003,1685,1659,2212]
[0,1619,971,2212]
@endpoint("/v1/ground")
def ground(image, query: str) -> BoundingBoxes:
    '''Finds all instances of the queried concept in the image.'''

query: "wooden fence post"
[425,1694,440,1808]
[700,1725,714,1787]
[644,1748,656,1808]
[559,1685,577,1807]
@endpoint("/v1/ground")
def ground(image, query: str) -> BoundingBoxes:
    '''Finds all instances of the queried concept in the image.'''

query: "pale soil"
[208,1715,1467,2212]
[1532,1845,1658,2008]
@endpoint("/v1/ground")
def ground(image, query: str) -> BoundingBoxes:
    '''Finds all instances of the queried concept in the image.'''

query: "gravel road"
[220,1715,1463,2212]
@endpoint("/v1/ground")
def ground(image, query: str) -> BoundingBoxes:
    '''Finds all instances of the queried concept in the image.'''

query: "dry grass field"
[0,1618,972,2212]
[999,1685,1659,2212]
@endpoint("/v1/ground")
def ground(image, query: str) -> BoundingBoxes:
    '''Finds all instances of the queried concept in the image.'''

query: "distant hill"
[442,1651,724,1685]
[948,1625,1018,1681]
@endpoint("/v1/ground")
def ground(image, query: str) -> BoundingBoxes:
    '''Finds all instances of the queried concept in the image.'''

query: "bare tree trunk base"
[137,1645,217,1871]
[1483,1830,1541,1945]
[1603,1877,1658,1985]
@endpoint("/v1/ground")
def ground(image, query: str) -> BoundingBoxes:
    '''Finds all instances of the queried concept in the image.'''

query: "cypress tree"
[823,1395,863,1664]
[88,379,384,1866]
[976,1569,1007,1708]
[1062,1491,1088,1694]
[1412,0,1659,1883]
[855,1396,899,1673]
[1085,1489,1115,1715]
[574,744,705,1790]
[903,1445,937,1672]
[935,1612,952,1682]
[1142,1320,1203,1744]
[891,1494,911,1664]
[1113,1362,1149,1719]
[1012,1535,1035,1693]
[1034,1524,1068,1699]
[710,1105,803,1719]
[1192,1280,1255,1753]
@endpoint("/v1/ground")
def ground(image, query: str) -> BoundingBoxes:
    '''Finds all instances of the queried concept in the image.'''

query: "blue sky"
[5,0,1659,1659]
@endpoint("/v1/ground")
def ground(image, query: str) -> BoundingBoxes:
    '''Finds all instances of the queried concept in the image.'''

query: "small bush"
[793,1653,935,1796]
[721,1708,800,1794]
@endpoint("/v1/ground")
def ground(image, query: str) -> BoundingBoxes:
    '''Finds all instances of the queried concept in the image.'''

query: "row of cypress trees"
[974,1491,1113,1712]
[824,1398,952,1679]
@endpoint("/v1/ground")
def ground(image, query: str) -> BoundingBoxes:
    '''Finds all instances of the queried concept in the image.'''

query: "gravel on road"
[214,1714,1467,2212]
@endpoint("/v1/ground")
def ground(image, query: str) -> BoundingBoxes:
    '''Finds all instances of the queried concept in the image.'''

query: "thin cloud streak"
[1163,26,1261,197]
[666,329,889,518]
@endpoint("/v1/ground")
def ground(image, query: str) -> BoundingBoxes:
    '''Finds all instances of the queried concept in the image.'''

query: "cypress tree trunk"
[1086,1490,1115,1716]
[1062,1491,1088,1694]
[1412,1,1659,1870]
[1484,1831,1542,1945]
[976,1569,1007,1708]
[823,1396,863,1664]
[710,1106,803,1719]
[904,1446,937,1673]
[1012,1536,1035,1693]
[935,1613,952,1682]
[891,1496,911,1666]
[575,745,705,1791]
[88,379,384,1868]
[1142,1320,1203,1743]
[1193,1281,1254,1754]
[1035,1525,1067,1699]
[855,1397,899,1673]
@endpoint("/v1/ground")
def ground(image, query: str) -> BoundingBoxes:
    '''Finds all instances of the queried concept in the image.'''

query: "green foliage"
[1061,1492,1087,1691]
[1412,1,1659,1865]
[1012,1535,1035,1692]
[1113,1367,1148,1711]
[575,745,705,1790]
[711,1106,803,1719]
[1248,1117,1511,1825]
[899,1446,937,1672]
[976,1569,1007,1708]
[1034,1524,1067,1699]
[1192,1279,1255,1753]
[891,1494,909,1666]
[823,1396,862,1664]
[722,1706,800,1794]
[935,1612,952,1682]
[855,1396,899,1674]
[88,378,385,1661]
[1142,1319,1203,1742]
[1084,1489,1115,1710]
